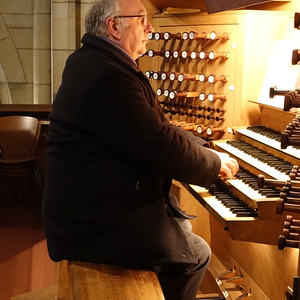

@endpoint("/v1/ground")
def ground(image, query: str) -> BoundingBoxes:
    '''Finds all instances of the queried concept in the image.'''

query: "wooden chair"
[57,260,165,300]
[0,116,43,207]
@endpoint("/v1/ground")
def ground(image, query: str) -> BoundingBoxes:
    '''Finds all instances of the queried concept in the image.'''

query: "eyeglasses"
[114,14,148,26]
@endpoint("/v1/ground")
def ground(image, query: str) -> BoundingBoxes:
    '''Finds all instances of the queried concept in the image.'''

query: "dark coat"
[42,33,221,267]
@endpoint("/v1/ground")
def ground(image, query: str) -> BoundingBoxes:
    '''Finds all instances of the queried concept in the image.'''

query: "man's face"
[117,0,153,60]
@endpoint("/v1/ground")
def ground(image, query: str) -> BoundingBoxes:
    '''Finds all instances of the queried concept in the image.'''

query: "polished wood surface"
[175,180,298,300]
[205,0,290,13]
[57,261,73,300]
[0,105,51,121]
[57,261,165,300]
[145,0,291,11]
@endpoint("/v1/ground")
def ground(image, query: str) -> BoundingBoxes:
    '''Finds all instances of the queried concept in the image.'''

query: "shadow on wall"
[0,64,12,104]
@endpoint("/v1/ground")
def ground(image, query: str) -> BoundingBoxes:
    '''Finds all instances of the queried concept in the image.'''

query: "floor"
[0,193,56,300]
[11,285,57,300]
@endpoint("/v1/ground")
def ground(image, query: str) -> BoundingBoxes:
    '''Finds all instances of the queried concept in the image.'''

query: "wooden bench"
[57,260,165,300]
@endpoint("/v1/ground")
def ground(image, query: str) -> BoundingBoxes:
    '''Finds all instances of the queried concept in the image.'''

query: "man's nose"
[145,20,154,33]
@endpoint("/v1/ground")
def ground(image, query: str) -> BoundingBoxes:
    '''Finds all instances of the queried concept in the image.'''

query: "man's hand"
[210,149,239,179]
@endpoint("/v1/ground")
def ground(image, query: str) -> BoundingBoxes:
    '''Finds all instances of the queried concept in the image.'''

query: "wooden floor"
[0,197,56,300]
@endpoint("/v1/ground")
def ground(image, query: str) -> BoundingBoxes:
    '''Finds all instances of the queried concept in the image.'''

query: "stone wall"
[0,0,51,104]
[0,0,158,104]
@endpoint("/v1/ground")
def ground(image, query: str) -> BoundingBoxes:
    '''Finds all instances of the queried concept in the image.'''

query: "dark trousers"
[156,219,211,300]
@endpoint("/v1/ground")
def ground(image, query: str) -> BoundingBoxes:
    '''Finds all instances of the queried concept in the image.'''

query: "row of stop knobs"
[156,88,226,101]
[145,49,228,60]
[146,70,227,83]
[148,31,229,41]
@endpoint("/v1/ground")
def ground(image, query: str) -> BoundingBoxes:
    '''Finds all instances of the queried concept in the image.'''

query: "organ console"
[140,8,300,300]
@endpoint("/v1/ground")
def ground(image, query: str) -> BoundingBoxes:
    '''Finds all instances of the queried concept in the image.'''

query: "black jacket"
[42,33,221,267]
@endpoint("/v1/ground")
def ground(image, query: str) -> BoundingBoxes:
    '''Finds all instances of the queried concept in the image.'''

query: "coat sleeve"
[169,124,209,147]
[84,65,220,187]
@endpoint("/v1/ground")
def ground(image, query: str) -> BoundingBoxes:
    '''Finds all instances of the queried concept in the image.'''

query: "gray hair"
[85,0,120,38]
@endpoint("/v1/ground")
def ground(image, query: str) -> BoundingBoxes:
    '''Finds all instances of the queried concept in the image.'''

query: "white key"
[237,128,300,159]
[227,179,266,199]
[206,196,237,218]
[217,142,290,181]
[190,185,237,218]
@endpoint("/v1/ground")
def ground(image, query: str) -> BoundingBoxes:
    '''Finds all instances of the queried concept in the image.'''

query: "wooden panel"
[147,0,290,11]
[140,11,242,141]
[205,0,290,13]
[147,0,207,10]
[69,262,165,300]
[57,261,73,300]
[0,104,52,121]
[257,102,296,132]
[140,10,293,141]
[176,181,297,300]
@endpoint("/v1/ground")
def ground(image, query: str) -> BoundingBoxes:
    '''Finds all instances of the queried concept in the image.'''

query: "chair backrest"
[0,116,40,160]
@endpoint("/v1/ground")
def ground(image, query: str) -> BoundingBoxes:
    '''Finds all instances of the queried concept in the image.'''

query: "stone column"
[51,0,76,99]
[33,0,51,104]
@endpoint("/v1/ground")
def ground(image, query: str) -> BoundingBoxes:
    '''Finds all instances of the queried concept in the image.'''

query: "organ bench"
[56,260,165,300]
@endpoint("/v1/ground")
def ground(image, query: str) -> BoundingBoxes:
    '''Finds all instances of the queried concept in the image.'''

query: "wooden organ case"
[139,8,300,300]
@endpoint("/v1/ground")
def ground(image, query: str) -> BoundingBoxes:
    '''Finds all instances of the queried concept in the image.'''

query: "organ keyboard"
[182,125,300,245]
[235,126,300,161]
[214,140,292,181]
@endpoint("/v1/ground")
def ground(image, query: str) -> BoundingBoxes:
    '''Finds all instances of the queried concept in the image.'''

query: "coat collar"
[81,33,139,71]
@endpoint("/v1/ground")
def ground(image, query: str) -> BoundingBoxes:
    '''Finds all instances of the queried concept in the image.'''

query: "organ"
[139,4,300,300]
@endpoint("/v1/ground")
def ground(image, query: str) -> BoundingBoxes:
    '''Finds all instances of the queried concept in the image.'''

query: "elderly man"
[42,0,238,299]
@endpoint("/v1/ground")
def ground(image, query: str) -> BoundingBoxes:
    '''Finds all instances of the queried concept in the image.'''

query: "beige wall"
[0,0,51,104]
[0,0,158,103]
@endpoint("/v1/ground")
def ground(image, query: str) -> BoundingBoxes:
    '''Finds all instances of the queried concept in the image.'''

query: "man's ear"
[106,17,121,40]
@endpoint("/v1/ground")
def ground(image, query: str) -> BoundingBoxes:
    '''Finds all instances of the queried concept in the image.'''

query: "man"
[42,0,239,299]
